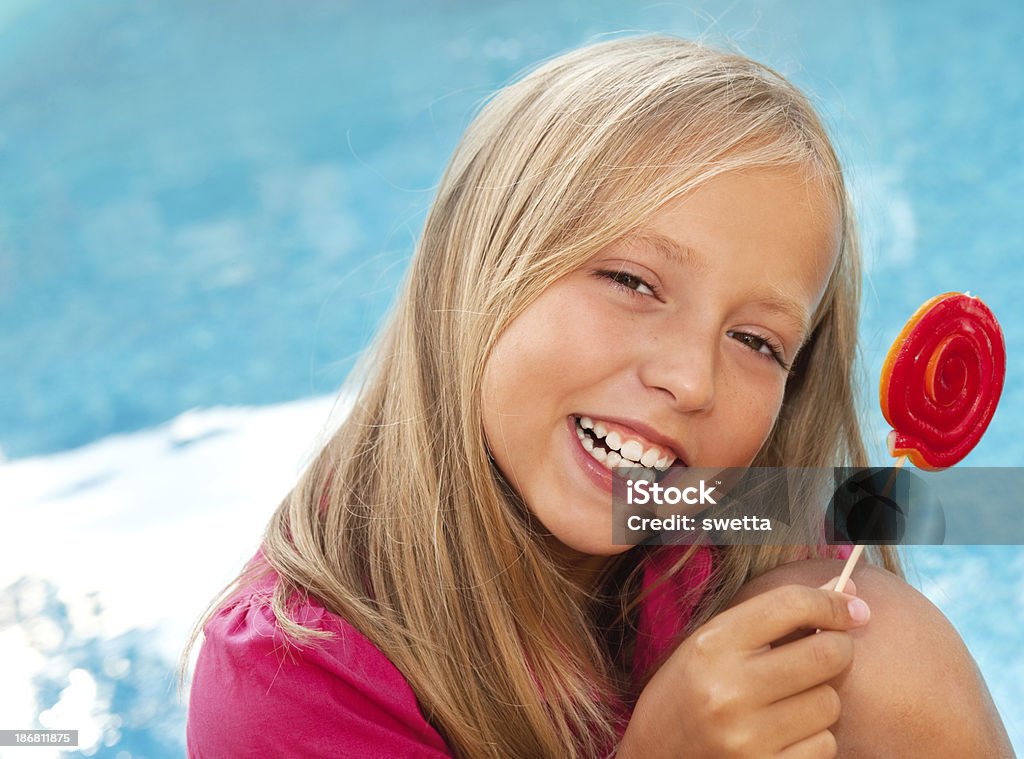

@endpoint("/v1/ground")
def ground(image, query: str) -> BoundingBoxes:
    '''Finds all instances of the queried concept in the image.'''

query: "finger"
[709,584,870,651]
[819,575,858,596]
[750,631,853,703]
[777,730,838,759]
[754,685,841,755]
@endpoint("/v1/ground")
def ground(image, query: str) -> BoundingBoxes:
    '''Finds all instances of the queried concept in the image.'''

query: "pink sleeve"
[632,544,715,681]
[187,580,453,759]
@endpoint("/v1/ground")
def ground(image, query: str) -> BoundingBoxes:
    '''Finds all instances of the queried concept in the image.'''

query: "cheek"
[480,345,515,455]
[482,286,604,411]
[767,382,787,422]
[725,378,787,448]
[480,313,565,454]
[758,381,787,428]
[757,386,788,448]
[482,323,552,410]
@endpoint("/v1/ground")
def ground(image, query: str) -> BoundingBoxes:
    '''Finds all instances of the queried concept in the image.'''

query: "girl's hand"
[618,578,869,758]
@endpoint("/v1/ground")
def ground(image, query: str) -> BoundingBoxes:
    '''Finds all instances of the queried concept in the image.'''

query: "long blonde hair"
[183,35,900,758]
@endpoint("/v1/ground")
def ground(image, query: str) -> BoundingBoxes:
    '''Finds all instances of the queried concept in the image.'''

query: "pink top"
[187,543,848,757]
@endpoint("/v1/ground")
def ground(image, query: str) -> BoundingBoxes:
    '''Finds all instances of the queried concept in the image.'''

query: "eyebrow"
[622,230,812,338]
[623,231,711,275]
[752,287,812,339]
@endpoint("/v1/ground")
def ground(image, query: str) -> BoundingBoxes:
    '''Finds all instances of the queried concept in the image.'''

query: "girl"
[183,36,1013,757]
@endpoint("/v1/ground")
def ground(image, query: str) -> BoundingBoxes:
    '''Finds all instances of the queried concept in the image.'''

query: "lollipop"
[879,292,1006,471]
[833,292,1006,592]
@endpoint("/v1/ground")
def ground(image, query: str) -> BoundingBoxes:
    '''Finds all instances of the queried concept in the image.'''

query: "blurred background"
[1,1,1021,756]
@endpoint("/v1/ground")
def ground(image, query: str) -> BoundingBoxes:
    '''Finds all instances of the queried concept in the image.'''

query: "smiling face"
[481,165,841,565]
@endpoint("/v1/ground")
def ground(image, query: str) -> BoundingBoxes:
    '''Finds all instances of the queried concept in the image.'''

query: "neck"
[549,540,633,596]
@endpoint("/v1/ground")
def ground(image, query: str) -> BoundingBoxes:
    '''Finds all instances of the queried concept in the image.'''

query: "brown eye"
[596,269,658,297]
[733,332,770,353]
[727,330,788,370]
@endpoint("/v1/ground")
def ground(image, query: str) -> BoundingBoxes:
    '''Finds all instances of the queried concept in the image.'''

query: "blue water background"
[1,1,1021,757]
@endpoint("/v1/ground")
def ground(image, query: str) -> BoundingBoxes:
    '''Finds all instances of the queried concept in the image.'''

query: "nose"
[636,330,717,412]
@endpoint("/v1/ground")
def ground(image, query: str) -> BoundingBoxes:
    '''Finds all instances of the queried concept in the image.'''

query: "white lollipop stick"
[833,456,906,593]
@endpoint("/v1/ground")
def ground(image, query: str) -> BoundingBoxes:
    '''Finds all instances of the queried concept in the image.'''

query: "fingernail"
[848,598,871,623]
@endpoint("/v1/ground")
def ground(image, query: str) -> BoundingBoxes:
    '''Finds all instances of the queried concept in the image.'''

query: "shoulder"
[716,558,1016,756]
[187,555,452,758]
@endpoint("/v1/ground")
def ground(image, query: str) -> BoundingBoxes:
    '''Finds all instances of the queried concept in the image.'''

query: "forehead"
[639,165,842,311]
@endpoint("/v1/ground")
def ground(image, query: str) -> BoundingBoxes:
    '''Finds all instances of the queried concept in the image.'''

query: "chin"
[555,533,635,561]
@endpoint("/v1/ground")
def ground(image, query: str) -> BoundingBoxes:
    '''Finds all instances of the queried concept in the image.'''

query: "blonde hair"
[183,35,900,758]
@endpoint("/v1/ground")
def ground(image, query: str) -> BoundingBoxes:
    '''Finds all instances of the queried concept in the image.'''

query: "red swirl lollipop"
[879,292,1006,471]
[833,291,1006,594]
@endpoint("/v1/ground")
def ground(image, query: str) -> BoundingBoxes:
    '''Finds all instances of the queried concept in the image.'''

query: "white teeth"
[620,440,643,463]
[577,416,679,476]
[634,468,657,483]
[640,447,660,468]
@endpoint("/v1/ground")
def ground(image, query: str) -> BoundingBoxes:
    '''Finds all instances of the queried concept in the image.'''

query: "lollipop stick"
[833,455,906,593]
[833,544,864,594]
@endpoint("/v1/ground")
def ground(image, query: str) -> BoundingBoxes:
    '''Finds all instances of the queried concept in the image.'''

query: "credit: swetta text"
[623,478,773,532]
